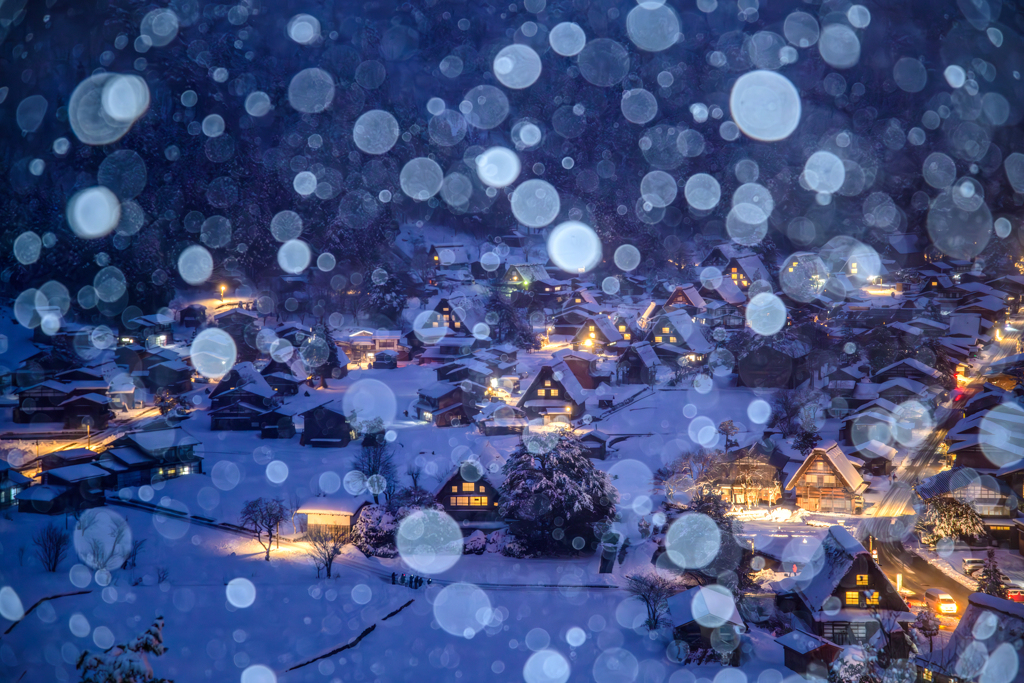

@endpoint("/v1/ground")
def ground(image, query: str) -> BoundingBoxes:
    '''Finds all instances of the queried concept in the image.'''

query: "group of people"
[392,572,430,589]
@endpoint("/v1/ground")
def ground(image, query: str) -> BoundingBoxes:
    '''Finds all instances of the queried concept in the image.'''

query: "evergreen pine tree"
[977,547,1009,599]
[499,431,618,553]
[484,290,540,349]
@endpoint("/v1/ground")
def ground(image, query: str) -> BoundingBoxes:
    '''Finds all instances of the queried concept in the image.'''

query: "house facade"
[785,442,866,514]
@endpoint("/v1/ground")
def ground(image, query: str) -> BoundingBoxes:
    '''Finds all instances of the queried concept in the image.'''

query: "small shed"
[579,429,611,459]
[668,586,745,664]
[297,498,361,544]
[372,350,399,369]
[17,484,72,514]
[777,629,841,679]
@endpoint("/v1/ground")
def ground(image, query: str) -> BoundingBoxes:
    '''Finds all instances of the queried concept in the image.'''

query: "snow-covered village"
[3,0,1024,682]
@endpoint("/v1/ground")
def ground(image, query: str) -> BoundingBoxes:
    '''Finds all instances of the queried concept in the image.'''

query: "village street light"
[219,285,226,300]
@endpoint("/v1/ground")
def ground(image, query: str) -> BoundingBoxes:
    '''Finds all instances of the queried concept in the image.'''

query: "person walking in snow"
[391,572,396,585]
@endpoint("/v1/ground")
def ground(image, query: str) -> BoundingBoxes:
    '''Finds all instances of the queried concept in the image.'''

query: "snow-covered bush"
[463,530,486,555]
[486,529,508,553]
[352,504,397,558]
[501,535,530,558]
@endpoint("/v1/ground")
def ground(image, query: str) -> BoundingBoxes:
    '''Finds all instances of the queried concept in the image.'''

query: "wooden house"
[736,339,813,390]
[578,429,611,460]
[17,484,75,514]
[774,526,911,649]
[571,316,626,355]
[784,442,866,514]
[615,342,659,385]
[501,264,549,289]
[647,312,714,362]
[918,467,1016,547]
[777,630,841,679]
[517,360,590,423]
[97,427,203,489]
[662,284,706,314]
[41,448,99,471]
[429,243,472,271]
[712,446,783,507]
[527,278,570,306]
[213,307,258,336]
[146,359,193,394]
[122,313,175,349]
[872,358,944,386]
[0,461,32,509]
[699,245,773,291]
[697,299,745,328]
[300,401,354,447]
[475,403,528,436]
[296,497,362,543]
[209,362,278,429]
[179,304,206,327]
[13,379,109,425]
[668,586,745,665]
[851,439,898,476]
[59,393,113,429]
[915,594,1024,683]
[435,470,502,530]
[414,382,476,426]
[41,463,111,508]
[883,234,926,269]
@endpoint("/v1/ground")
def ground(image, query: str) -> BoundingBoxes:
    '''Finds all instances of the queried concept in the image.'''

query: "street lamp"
[219,285,226,300]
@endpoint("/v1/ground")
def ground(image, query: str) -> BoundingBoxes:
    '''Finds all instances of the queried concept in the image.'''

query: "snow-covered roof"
[872,357,941,380]
[46,463,110,483]
[297,498,361,515]
[16,485,67,502]
[60,392,109,406]
[127,428,200,454]
[214,307,258,321]
[776,629,836,654]
[667,586,744,628]
[419,382,460,399]
[853,439,897,462]
[736,255,772,283]
[785,442,864,492]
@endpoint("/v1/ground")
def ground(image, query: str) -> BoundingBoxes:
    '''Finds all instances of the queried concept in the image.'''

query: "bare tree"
[306,527,345,579]
[34,523,71,572]
[354,434,397,505]
[769,389,803,437]
[624,571,676,630]
[407,464,423,490]
[655,448,720,502]
[240,497,289,561]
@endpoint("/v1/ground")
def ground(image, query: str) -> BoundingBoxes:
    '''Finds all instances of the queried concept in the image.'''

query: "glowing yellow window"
[589,332,596,338]
[589,325,595,332]
[669,337,677,343]
[850,263,858,274]
[433,255,439,261]
[732,273,738,279]
[923,671,933,682]
[655,336,663,343]
[451,486,458,492]
[455,496,468,506]
[537,389,546,397]
[932,281,937,286]
[470,497,483,506]
[732,268,737,272]
[454,322,460,328]
[545,288,551,292]
[866,593,880,606]
[512,275,519,281]
[624,334,631,340]
[575,298,581,303]
[856,575,868,586]
[662,327,670,333]
[462,483,475,491]
[846,591,860,605]
[550,389,559,397]
[432,322,439,327]
[545,381,551,387]
[618,325,626,332]
[443,307,449,312]
[479,485,486,492]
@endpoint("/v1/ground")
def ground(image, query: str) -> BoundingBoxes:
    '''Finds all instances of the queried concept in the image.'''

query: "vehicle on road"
[962,557,985,575]
[925,588,958,615]
[1008,588,1024,603]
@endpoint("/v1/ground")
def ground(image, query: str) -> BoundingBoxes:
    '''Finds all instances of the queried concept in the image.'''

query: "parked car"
[1007,588,1024,603]
[925,588,958,615]
[962,557,986,575]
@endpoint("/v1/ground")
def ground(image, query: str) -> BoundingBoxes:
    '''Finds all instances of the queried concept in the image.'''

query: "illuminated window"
[452,486,458,492]
[479,485,486,492]
[866,593,879,606]
[618,325,626,332]
[589,332,596,338]
[624,334,631,340]
[732,268,737,272]
[443,307,449,312]
[846,591,860,606]
[669,337,677,343]
[462,483,475,492]
[850,263,858,274]
[550,389,559,397]
[537,389,546,397]
[575,298,581,303]
[732,274,738,279]
[512,275,519,281]
[432,322,439,327]
[856,575,869,586]
[545,381,551,387]
[545,288,551,292]
[662,327,670,333]
[454,322,460,328]
[470,497,483,506]
[589,325,595,332]
[932,282,937,286]
[655,336,663,343]
[923,671,933,682]
[434,255,439,261]
[455,496,469,506]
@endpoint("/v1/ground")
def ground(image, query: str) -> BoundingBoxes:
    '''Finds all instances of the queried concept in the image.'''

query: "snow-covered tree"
[794,429,822,455]
[353,432,397,504]
[77,617,170,683]
[360,266,405,322]
[977,547,1009,599]
[912,607,940,653]
[915,496,985,545]
[769,389,803,437]
[499,431,618,554]
[717,420,739,451]
[484,290,540,349]
[624,571,676,630]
